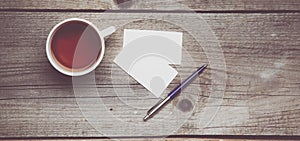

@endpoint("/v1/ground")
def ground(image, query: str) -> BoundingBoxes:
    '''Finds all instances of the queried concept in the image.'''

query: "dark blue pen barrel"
[168,65,207,98]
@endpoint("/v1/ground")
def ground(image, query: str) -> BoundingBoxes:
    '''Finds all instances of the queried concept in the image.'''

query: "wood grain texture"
[0,0,299,11]
[5,139,247,141]
[7,139,235,141]
[0,11,299,137]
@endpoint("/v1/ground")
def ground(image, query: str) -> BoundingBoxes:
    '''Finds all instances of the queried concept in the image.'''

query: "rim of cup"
[46,18,105,76]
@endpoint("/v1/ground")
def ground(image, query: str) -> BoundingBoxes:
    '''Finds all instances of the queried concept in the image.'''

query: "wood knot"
[176,98,193,112]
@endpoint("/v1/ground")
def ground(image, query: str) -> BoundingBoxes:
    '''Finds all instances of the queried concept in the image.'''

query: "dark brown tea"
[50,21,102,71]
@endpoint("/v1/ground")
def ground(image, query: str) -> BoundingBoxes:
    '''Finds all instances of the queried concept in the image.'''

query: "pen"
[143,64,208,121]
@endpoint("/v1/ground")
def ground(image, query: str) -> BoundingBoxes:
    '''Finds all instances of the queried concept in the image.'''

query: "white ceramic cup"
[46,18,116,76]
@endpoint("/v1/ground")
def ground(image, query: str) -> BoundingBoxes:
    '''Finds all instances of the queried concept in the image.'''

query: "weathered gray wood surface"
[0,0,300,139]
[0,0,299,11]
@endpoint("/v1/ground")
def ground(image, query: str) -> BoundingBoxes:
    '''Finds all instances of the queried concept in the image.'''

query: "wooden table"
[0,0,300,140]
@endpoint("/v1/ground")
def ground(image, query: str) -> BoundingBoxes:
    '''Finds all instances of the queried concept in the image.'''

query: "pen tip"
[143,115,150,122]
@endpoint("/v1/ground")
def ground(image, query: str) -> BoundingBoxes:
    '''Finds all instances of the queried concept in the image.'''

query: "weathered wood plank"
[0,0,299,11]
[7,138,300,141]
[0,12,299,137]
[2,139,250,141]
[0,0,112,10]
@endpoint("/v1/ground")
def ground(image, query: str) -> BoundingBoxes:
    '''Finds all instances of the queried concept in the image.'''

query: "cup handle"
[100,26,116,38]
